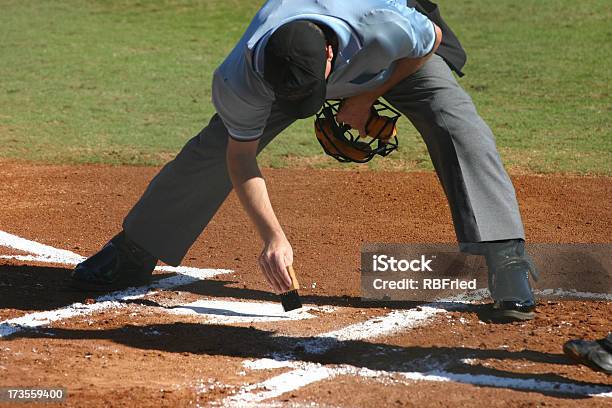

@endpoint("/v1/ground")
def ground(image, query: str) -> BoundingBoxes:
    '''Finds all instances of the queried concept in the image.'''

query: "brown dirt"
[0,161,610,407]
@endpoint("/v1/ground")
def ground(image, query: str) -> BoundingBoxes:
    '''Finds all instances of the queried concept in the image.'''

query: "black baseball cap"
[264,20,327,119]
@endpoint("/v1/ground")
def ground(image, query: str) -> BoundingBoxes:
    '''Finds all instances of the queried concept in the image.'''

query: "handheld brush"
[280,265,302,312]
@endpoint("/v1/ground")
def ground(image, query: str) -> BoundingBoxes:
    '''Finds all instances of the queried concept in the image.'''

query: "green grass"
[0,0,610,174]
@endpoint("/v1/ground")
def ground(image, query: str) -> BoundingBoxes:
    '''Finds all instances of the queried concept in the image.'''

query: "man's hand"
[226,136,293,293]
[259,234,293,293]
[337,24,443,134]
[336,95,376,136]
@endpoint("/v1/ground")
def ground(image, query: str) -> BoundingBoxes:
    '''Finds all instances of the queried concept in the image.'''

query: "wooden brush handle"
[286,265,300,291]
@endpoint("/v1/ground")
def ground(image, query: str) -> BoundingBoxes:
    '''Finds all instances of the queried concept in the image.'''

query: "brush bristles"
[281,289,302,312]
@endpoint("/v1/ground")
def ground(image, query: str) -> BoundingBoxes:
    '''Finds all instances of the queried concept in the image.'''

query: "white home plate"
[166,300,321,323]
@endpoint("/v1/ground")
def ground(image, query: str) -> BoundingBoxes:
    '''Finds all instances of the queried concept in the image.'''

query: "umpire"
[72,0,538,321]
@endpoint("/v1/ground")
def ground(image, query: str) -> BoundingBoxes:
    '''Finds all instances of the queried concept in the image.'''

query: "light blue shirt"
[212,0,435,140]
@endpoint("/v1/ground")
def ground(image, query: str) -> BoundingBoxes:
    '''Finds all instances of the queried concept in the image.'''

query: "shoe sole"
[564,345,612,374]
[68,278,151,292]
[490,308,535,322]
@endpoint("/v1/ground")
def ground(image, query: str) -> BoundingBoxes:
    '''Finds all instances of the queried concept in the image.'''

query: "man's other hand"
[336,95,376,136]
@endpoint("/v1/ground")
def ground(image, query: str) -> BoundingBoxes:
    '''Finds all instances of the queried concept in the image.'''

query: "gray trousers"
[123,54,525,266]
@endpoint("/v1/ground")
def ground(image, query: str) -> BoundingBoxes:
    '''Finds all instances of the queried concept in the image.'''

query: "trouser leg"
[123,107,294,266]
[383,54,525,247]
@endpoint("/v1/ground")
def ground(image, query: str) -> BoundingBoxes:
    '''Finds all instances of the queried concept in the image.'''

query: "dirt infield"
[0,162,610,407]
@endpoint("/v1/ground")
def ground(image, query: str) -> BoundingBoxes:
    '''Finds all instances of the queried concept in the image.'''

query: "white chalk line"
[0,253,233,275]
[535,288,612,301]
[0,266,232,338]
[0,230,84,262]
[227,288,612,404]
[0,230,227,275]
[404,369,612,398]
[0,230,233,338]
[225,294,481,406]
[2,230,611,403]
[295,304,450,355]
[0,231,338,407]
[166,299,330,324]
[0,232,459,404]
[236,360,612,402]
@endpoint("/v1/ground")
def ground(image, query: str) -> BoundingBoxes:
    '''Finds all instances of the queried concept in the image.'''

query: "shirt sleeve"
[211,71,271,141]
[370,1,436,61]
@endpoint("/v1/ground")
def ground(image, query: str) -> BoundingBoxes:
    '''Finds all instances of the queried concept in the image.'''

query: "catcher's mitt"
[314,99,400,163]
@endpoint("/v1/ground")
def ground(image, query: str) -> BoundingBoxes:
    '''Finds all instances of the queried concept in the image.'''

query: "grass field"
[0,0,610,174]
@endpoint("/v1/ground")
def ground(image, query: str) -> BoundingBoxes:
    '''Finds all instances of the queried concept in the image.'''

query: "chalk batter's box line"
[0,230,236,337]
[1,230,611,403]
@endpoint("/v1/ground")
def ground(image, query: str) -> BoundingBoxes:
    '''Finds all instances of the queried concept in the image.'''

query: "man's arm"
[226,137,293,293]
[336,24,443,135]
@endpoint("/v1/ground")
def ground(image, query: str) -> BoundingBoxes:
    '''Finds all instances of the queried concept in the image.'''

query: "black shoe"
[485,239,539,321]
[491,300,536,321]
[71,232,158,291]
[563,335,612,374]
